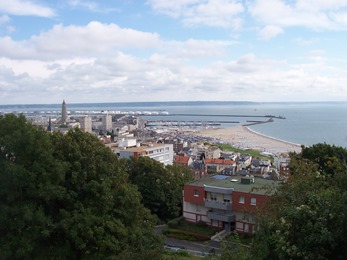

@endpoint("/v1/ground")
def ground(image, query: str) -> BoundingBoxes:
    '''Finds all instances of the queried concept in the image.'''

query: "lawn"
[163,219,221,241]
[217,144,273,161]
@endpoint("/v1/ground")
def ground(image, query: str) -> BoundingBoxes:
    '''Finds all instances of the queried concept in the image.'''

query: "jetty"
[145,120,239,127]
[149,113,286,119]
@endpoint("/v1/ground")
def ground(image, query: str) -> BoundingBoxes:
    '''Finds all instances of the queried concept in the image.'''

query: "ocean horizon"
[1,101,346,148]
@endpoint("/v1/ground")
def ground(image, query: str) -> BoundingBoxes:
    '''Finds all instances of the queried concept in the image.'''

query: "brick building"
[183,174,280,234]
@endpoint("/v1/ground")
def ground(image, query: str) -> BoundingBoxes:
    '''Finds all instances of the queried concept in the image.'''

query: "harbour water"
[1,101,346,148]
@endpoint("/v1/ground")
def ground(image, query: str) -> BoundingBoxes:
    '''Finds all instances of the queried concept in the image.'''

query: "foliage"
[298,143,347,175]
[168,216,185,229]
[0,114,163,259]
[253,143,347,260]
[220,232,252,260]
[125,157,194,221]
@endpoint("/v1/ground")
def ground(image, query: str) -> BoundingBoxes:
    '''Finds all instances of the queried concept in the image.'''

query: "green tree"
[253,144,347,260]
[125,157,194,221]
[219,232,252,260]
[0,115,163,259]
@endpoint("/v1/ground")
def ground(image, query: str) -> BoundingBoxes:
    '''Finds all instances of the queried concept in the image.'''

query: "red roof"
[204,158,235,165]
[175,156,191,164]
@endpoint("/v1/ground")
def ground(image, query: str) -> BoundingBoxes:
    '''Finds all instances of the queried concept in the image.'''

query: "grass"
[177,220,220,236]
[163,219,221,241]
[217,144,273,161]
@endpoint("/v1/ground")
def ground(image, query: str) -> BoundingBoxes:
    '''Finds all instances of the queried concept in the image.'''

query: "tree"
[0,115,163,259]
[219,232,252,260]
[125,157,194,221]
[253,143,347,260]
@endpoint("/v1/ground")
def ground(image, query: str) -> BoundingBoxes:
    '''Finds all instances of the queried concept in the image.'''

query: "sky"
[0,0,347,104]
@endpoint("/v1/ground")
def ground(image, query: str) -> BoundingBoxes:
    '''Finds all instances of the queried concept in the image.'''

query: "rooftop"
[186,174,281,195]
[111,143,171,152]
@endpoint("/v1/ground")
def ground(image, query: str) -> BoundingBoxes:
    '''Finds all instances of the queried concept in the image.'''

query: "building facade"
[183,175,278,233]
[80,116,92,133]
[112,143,174,166]
[102,115,112,132]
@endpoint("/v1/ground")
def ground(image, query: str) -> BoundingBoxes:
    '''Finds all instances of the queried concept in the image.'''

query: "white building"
[112,143,174,166]
[80,116,92,133]
[102,115,112,132]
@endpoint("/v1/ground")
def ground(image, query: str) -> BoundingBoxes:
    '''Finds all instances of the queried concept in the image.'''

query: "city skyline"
[1,1,347,104]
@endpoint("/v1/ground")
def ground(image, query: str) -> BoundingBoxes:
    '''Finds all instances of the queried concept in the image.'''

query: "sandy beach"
[194,125,302,155]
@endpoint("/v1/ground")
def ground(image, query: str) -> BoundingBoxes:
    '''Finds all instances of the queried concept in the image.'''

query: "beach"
[195,125,302,155]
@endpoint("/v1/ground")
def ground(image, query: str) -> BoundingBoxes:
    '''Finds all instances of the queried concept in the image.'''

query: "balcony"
[204,199,232,210]
[207,210,236,222]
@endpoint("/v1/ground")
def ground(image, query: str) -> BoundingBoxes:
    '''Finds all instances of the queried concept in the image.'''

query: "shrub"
[167,216,184,229]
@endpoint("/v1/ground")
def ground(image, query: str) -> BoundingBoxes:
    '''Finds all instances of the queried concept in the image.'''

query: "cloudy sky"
[0,0,347,104]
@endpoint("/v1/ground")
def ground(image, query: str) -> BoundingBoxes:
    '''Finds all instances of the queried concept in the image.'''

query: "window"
[244,223,249,233]
[196,204,200,212]
[210,192,216,200]
[251,197,257,205]
[194,190,199,197]
[239,196,245,204]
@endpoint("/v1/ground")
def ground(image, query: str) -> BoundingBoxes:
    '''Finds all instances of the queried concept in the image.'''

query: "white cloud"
[3,45,346,104]
[163,39,237,58]
[0,21,236,63]
[148,0,244,28]
[0,0,55,17]
[248,0,347,30]
[258,25,284,40]
[1,16,347,103]
[67,0,120,13]
[0,22,161,60]
[293,37,317,46]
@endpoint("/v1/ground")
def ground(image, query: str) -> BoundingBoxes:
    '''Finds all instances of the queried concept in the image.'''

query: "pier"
[145,120,239,127]
[148,113,286,119]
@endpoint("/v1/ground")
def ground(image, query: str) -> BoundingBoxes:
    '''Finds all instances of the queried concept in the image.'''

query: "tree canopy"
[253,143,347,260]
[125,156,194,222]
[0,114,163,259]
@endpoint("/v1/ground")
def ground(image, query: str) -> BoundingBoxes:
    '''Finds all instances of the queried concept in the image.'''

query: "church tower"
[47,117,52,132]
[61,100,67,124]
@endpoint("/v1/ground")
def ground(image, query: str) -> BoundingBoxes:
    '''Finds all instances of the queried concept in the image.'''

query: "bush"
[162,228,211,241]
[195,220,208,227]
[167,216,185,229]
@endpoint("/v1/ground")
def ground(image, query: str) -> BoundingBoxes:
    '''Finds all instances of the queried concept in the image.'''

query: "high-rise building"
[80,116,92,133]
[102,114,112,132]
[60,100,68,124]
[47,117,52,132]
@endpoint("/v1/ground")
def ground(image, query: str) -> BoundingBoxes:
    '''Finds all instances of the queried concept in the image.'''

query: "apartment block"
[183,175,279,234]
[102,115,112,132]
[79,116,93,133]
[112,143,174,166]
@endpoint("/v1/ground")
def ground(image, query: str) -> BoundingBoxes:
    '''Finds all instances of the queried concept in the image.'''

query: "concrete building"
[183,174,280,234]
[112,143,174,166]
[57,100,68,125]
[102,115,112,132]
[80,116,92,133]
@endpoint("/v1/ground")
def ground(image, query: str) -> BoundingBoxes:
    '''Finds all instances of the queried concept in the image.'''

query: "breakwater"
[163,114,285,119]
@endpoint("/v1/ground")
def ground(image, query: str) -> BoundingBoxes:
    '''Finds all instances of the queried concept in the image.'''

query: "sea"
[1,101,346,148]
